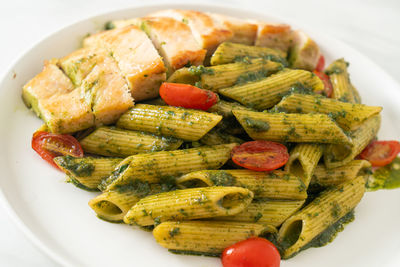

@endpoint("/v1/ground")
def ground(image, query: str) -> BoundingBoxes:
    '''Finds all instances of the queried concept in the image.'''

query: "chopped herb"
[244,117,270,132]
[169,227,181,237]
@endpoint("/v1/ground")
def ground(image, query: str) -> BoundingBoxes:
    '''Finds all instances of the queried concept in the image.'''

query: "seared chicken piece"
[207,13,257,45]
[148,9,233,55]
[58,47,108,87]
[22,61,75,118]
[83,25,166,101]
[254,22,293,53]
[289,30,321,71]
[112,17,206,73]
[81,55,134,125]
[39,86,94,134]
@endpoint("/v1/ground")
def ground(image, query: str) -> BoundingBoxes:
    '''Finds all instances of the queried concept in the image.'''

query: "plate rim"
[1,2,400,267]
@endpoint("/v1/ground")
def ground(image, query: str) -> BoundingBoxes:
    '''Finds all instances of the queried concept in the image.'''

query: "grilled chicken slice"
[83,25,166,101]
[207,13,257,45]
[289,30,321,71]
[58,47,108,87]
[148,9,233,55]
[115,17,206,73]
[39,86,94,134]
[81,55,134,125]
[253,22,293,53]
[22,61,75,118]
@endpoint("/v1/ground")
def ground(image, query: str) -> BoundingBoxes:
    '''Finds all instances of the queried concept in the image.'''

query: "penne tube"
[275,93,382,130]
[89,181,163,223]
[210,42,287,66]
[167,59,283,91]
[233,109,351,145]
[124,186,253,226]
[285,143,324,187]
[100,144,237,191]
[176,169,308,200]
[214,199,305,227]
[54,156,122,190]
[198,129,244,146]
[278,176,365,258]
[311,160,371,187]
[324,115,381,168]
[116,104,222,141]
[201,59,283,91]
[208,100,254,118]
[326,58,356,103]
[153,221,276,256]
[79,126,183,157]
[219,69,324,110]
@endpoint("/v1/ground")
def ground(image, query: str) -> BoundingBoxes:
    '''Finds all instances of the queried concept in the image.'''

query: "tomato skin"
[231,141,289,171]
[32,131,84,169]
[159,82,218,111]
[360,140,400,167]
[315,55,325,72]
[313,70,333,98]
[221,237,280,267]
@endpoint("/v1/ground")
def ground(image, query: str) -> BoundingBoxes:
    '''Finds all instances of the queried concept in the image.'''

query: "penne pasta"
[278,176,365,258]
[124,186,254,226]
[285,143,324,187]
[167,59,283,91]
[214,199,305,227]
[324,115,381,168]
[326,58,356,103]
[275,93,382,130]
[116,104,222,141]
[176,169,308,200]
[210,42,287,66]
[79,126,183,157]
[54,156,122,190]
[198,129,244,146]
[219,69,324,110]
[100,144,237,191]
[89,181,163,222]
[233,109,351,144]
[311,160,371,187]
[153,221,276,256]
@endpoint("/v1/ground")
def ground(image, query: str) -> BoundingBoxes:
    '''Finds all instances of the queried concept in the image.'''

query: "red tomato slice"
[360,140,400,167]
[159,82,218,111]
[313,70,333,98]
[315,55,325,72]
[231,141,289,171]
[32,131,84,169]
[222,237,281,267]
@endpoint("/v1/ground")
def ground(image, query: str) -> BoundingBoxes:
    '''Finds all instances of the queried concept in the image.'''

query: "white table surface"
[0,0,399,266]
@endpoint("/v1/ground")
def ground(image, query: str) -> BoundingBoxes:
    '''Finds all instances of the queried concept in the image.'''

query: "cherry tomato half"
[222,237,281,267]
[159,82,218,111]
[231,141,289,171]
[32,131,84,169]
[360,140,400,167]
[315,55,325,72]
[313,70,333,98]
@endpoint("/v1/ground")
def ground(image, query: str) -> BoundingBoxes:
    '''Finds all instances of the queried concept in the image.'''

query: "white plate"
[0,3,400,267]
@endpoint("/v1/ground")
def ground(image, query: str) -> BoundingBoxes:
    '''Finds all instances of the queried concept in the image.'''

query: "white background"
[0,0,399,266]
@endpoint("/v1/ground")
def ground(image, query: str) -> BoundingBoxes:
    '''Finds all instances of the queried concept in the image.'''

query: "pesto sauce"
[57,156,95,177]
[98,163,129,191]
[188,65,214,76]
[267,210,355,259]
[66,176,98,192]
[168,249,220,257]
[235,70,269,85]
[113,179,151,197]
[209,171,237,186]
[243,117,270,132]
[366,157,400,191]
